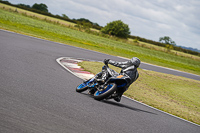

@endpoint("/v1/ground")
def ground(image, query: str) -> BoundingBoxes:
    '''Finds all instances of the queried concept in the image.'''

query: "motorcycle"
[76,62,131,101]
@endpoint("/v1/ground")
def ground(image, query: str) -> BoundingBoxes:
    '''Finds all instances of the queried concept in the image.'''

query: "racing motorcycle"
[76,62,131,101]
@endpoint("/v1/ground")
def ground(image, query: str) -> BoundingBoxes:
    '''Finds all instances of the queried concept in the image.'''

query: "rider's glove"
[103,59,110,65]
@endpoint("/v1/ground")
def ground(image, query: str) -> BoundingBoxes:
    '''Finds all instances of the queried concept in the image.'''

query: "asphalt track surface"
[0,30,199,133]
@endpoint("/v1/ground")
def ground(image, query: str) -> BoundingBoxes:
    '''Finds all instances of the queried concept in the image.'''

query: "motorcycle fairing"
[107,75,130,88]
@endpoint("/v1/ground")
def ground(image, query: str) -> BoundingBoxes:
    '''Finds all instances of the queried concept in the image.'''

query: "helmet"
[130,57,140,68]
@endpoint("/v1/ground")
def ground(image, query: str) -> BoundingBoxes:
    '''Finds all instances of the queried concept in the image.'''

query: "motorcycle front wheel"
[76,82,88,92]
[94,83,117,101]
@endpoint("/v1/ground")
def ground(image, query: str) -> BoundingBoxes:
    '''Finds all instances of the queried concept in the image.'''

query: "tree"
[76,18,91,23]
[32,3,48,13]
[0,0,11,5]
[101,20,130,38]
[17,4,31,8]
[62,14,69,19]
[159,36,176,46]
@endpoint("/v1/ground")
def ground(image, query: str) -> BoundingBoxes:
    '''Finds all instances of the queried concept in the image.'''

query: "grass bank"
[0,4,200,75]
[79,61,200,125]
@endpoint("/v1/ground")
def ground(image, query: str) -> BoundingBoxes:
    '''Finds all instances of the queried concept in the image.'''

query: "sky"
[7,0,200,50]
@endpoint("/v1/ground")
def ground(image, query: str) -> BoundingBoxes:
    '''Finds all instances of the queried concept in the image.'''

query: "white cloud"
[7,0,200,49]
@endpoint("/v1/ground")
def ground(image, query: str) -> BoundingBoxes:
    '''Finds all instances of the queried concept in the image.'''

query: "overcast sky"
[7,0,200,50]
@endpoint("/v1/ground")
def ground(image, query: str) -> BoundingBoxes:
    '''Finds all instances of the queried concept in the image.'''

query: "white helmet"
[131,57,140,68]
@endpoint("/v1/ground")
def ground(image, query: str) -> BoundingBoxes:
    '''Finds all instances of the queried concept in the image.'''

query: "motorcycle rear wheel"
[94,83,117,101]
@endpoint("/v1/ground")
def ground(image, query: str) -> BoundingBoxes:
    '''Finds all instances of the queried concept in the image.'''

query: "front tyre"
[76,82,88,92]
[94,83,117,101]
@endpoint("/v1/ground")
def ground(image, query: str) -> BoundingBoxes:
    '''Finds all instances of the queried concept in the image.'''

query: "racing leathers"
[105,57,140,101]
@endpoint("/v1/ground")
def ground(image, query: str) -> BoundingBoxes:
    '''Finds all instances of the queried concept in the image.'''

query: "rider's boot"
[111,93,122,102]
[114,95,121,102]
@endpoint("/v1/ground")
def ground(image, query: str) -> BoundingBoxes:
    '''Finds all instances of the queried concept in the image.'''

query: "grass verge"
[0,5,200,75]
[79,61,200,125]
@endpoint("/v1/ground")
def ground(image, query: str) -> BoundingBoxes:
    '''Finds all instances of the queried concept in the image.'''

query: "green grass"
[0,5,200,76]
[136,40,200,61]
[79,61,200,125]
[0,3,76,27]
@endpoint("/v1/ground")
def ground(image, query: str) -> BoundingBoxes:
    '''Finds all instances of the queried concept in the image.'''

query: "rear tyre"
[94,83,117,101]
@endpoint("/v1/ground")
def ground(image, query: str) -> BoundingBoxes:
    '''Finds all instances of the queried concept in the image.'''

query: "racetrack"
[0,30,199,133]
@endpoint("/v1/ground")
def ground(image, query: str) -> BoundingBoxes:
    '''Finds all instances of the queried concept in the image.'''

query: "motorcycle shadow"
[102,100,157,115]
[80,92,157,115]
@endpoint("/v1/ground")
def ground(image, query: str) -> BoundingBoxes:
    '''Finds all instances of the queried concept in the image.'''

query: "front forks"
[87,76,109,92]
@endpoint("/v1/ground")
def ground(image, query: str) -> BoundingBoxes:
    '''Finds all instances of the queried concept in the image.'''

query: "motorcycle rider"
[89,57,140,102]
[104,57,140,102]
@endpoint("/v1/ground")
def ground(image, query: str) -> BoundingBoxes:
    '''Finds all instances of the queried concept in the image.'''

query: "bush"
[101,20,130,39]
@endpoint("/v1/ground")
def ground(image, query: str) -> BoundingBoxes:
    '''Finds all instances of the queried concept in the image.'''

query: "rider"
[103,57,140,102]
